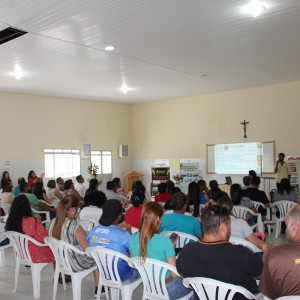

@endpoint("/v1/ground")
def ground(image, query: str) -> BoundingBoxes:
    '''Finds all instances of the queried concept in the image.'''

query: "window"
[44,149,80,178]
[91,151,112,174]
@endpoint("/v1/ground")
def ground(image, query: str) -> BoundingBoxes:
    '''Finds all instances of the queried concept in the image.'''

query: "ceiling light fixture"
[247,0,266,17]
[121,84,128,94]
[10,65,27,80]
[105,46,115,51]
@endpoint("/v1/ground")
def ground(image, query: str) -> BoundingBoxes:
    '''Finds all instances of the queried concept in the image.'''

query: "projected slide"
[215,142,262,174]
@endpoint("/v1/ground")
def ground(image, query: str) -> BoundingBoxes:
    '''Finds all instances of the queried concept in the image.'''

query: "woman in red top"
[154,182,171,203]
[125,185,146,229]
[6,194,54,263]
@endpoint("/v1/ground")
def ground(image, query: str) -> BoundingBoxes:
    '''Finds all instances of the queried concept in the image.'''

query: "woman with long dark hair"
[1,171,12,189]
[85,179,99,195]
[125,185,146,228]
[129,202,193,299]
[6,195,54,263]
[32,180,52,205]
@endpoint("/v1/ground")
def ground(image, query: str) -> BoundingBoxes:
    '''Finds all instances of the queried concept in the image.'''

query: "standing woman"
[129,202,193,300]
[1,171,12,189]
[5,195,54,263]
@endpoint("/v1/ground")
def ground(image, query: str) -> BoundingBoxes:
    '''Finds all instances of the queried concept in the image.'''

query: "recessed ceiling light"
[10,65,27,80]
[247,0,266,17]
[105,46,115,51]
[121,84,128,94]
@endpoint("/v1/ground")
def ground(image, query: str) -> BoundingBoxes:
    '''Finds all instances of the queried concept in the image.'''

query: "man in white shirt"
[75,175,86,198]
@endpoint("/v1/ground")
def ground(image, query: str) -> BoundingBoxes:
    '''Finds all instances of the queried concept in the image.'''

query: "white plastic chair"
[252,201,273,235]
[160,231,198,248]
[0,202,11,215]
[232,206,263,232]
[0,215,11,266]
[86,247,142,300]
[229,236,261,253]
[6,231,50,299]
[31,207,51,226]
[44,237,97,300]
[130,257,193,300]
[273,200,297,238]
[183,277,262,300]
[131,226,139,234]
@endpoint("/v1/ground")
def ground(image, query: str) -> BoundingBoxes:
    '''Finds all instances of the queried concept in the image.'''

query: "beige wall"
[0,92,131,160]
[131,80,300,160]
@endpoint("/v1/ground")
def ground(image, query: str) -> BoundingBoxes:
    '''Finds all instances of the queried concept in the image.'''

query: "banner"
[151,167,170,180]
[286,156,300,195]
[179,162,200,183]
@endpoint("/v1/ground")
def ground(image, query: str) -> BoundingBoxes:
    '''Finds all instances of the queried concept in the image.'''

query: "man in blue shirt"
[159,192,202,238]
[87,199,138,282]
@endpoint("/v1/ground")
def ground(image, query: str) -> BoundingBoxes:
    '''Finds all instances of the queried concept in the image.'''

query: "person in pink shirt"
[5,194,54,263]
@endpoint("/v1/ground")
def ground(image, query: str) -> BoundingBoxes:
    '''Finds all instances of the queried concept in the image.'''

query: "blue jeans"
[167,277,194,300]
[123,269,140,284]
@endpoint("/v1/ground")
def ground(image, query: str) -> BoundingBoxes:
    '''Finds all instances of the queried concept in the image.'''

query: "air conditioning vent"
[0,27,27,45]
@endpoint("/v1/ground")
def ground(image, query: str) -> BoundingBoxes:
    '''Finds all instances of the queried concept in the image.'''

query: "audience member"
[259,205,300,298]
[0,215,9,246]
[217,197,272,261]
[1,171,12,189]
[154,182,170,203]
[63,179,82,202]
[188,181,199,210]
[274,152,291,190]
[207,180,228,200]
[85,179,99,195]
[159,192,202,238]
[248,170,257,180]
[50,195,97,286]
[128,180,151,201]
[176,205,262,300]
[163,186,181,211]
[32,181,52,205]
[231,183,256,226]
[6,195,54,263]
[0,180,14,204]
[12,177,26,196]
[56,177,65,192]
[20,182,56,219]
[130,202,193,300]
[80,190,107,230]
[125,185,146,228]
[272,178,299,203]
[242,176,270,217]
[112,177,127,199]
[87,200,139,284]
[46,179,63,207]
[242,176,251,189]
[75,175,86,198]
[104,181,127,203]
[27,170,43,190]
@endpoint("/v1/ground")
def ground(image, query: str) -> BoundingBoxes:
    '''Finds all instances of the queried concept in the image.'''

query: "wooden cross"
[240,120,249,138]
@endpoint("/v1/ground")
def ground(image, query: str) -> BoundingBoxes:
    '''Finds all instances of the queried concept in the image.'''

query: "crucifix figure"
[240,120,249,138]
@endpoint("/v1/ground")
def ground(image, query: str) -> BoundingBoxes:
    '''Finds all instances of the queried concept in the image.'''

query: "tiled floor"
[0,224,287,300]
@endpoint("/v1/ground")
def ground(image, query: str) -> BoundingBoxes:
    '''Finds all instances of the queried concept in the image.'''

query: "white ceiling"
[1,0,300,104]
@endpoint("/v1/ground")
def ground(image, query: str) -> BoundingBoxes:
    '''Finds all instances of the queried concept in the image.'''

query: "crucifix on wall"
[240,120,249,138]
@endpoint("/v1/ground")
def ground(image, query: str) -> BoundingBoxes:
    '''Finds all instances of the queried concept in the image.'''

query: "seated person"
[231,183,257,226]
[85,179,99,195]
[104,181,128,203]
[63,179,83,202]
[46,179,63,207]
[125,185,146,228]
[13,177,26,196]
[20,182,56,220]
[163,187,181,211]
[80,190,107,230]
[32,180,52,205]
[176,205,263,300]
[217,196,272,261]
[87,200,139,282]
[242,176,270,218]
[159,192,202,238]
[6,195,54,263]
[130,202,193,300]
[242,176,251,190]
[0,215,9,247]
[74,175,87,198]
[207,180,228,200]
[50,195,97,288]
[154,182,170,203]
[0,180,14,204]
